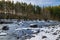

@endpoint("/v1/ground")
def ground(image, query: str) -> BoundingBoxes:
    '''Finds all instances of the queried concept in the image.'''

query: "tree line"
[46,6,60,20]
[0,1,60,20]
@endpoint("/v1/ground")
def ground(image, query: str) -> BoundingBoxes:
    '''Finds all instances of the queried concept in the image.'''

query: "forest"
[0,1,60,20]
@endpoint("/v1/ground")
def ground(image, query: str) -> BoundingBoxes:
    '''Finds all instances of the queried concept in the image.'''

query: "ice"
[0,20,60,40]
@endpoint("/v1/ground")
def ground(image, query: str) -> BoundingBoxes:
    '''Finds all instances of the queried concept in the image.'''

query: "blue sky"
[13,0,60,7]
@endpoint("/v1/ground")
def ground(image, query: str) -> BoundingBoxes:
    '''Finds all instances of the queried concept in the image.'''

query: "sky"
[13,0,60,7]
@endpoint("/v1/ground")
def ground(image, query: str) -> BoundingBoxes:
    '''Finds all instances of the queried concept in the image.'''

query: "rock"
[30,24,38,28]
[2,26,9,30]
[41,30,44,32]
[45,31,49,33]
[59,35,60,37]
[42,36,47,39]
[17,37,19,39]
[52,32,57,35]
[56,38,59,40]
[52,27,55,28]
[57,35,60,39]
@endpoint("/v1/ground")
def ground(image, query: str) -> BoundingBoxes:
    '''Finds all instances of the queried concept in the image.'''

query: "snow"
[0,33,7,36]
[27,25,60,40]
[0,20,60,40]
